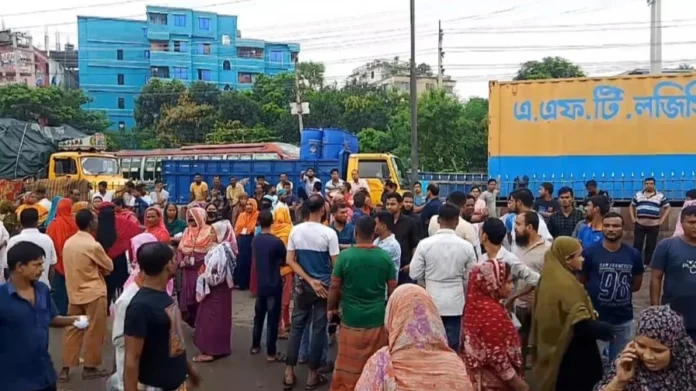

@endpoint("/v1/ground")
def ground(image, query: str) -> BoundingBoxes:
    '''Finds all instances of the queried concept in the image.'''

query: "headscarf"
[96,203,142,259]
[46,198,78,276]
[594,306,696,391]
[272,207,294,277]
[234,198,259,236]
[45,196,63,227]
[212,220,238,255]
[72,201,90,214]
[462,259,523,387]
[16,192,49,224]
[195,242,236,302]
[164,202,187,237]
[179,207,215,255]
[530,236,594,391]
[144,206,171,243]
[674,199,696,237]
[356,284,474,391]
[122,233,174,296]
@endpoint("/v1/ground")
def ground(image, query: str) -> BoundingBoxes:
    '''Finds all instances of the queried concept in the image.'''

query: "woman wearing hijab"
[462,259,527,390]
[531,237,615,391]
[230,193,248,227]
[271,205,294,338]
[46,198,78,315]
[97,202,142,307]
[144,206,171,243]
[178,207,217,327]
[207,203,239,255]
[356,284,475,391]
[233,198,258,291]
[595,305,696,391]
[164,202,187,240]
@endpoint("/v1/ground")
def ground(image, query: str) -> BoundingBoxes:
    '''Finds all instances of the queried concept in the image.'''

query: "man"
[585,179,613,206]
[400,191,422,238]
[256,175,269,187]
[0,242,86,391]
[121,181,135,206]
[480,178,499,218]
[533,182,560,222]
[67,186,81,204]
[374,211,402,274]
[301,168,321,196]
[94,181,114,202]
[283,182,300,220]
[59,209,114,382]
[34,185,52,212]
[630,177,671,266]
[148,179,169,207]
[227,176,246,212]
[330,202,355,250]
[469,186,488,223]
[410,203,477,352]
[328,216,397,391]
[251,211,287,362]
[284,194,340,389]
[124,242,200,391]
[380,180,397,208]
[650,205,696,306]
[548,186,585,238]
[576,195,610,250]
[8,208,57,288]
[189,173,209,203]
[462,195,476,222]
[352,192,368,220]
[428,191,478,253]
[349,169,369,196]
[385,193,420,285]
[508,188,552,252]
[510,211,551,353]
[132,183,150,224]
[420,183,443,234]
[276,173,293,192]
[579,212,644,361]
[325,168,344,200]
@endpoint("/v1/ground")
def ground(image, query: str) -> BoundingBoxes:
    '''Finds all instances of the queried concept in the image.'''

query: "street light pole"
[409,0,419,183]
[649,0,662,74]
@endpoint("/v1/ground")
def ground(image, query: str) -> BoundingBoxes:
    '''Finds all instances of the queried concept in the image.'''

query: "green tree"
[297,61,326,91]
[416,63,433,76]
[514,56,585,81]
[303,88,346,129]
[218,90,262,127]
[154,94,217,146]
[133,79,186,129]
[252,73,299,143]
[678,63,694,70]
[188,81,221,107]
[205,120,279,144]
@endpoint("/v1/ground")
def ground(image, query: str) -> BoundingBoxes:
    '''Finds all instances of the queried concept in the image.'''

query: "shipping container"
[487,73,696,199]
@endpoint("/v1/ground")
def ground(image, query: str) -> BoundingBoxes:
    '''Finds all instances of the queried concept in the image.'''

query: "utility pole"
[437,20,443,88]
[649,0,662,74]
[291,57,309,135]
[409,0,419,183]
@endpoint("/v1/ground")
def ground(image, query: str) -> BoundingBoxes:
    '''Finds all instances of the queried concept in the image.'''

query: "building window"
[144,50,150,59]
[238,72,257,84]
[237,47,263,59]
[291,52,298,62]
[117,74,124,85]
[197,43,211,55]
[142,27,148,37]
[221,35,231,45]
[174,14,186,27]
[118,97,125,109]
[174,41,188,53]
[151,41,169,52]
[118,121,126,130]
[198,17,210,30]
[198,69,212,81]
[117,49,123,60]
[269,50,283,63]
[150,66,170,78]
[222,60,231,70]
[149,13,167,25]
[173,67,189,80]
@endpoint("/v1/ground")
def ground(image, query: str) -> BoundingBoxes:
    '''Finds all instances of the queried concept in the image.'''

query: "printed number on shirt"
[597,270,632,305]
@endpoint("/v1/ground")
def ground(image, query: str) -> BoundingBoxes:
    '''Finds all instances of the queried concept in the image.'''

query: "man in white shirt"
[410,203,477,352]
[7,208,57,288]
[93,181,114,203]
[276,173,294,193]
[508,188,552,253]
[301,168,322,197]
[374,212,402,274]
[349,169,369,196]
[148,179,169,206]
[429,191,479,256]
[324,169,345,200]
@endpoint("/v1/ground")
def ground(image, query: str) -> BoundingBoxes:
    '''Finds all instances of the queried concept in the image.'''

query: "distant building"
[348,59,456,96]
[78,5,300,130]
[43,44,80,89]
[617,68,695,76]
[0,30,49,87]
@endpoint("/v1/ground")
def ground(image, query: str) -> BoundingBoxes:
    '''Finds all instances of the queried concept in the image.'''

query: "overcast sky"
[2,0,695,99]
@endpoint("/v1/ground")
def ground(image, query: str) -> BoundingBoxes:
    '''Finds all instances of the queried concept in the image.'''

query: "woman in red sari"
[461,259,526,391]
[46,198,78,315]
[144,206,171,243]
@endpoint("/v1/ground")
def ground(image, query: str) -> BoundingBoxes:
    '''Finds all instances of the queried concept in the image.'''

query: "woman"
[144,206,171,243]
[123,233,173,295]
[192,231,237,363]
[46,198,78,316]
[92,195,103,210]
[531,237,614,391]
[594,305,696,391]
[113,197,140,226]
[674,189,696,237]
[16,192,49,224]
[177,207,217,327]
[164,202,187,241]
[233,198,258,291]
[230,193,248,227]
[271,206,294,338]
[208,203,239,255]
[97,203,142,307]
[356,284,474,391]
[44,196,63,227]
[462,259,526,390]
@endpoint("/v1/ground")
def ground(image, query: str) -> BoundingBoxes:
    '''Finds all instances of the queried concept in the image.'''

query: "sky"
[2,0,695,99]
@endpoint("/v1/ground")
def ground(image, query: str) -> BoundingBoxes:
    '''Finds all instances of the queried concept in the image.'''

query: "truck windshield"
[81,157,120,176]
[391,156,411,188]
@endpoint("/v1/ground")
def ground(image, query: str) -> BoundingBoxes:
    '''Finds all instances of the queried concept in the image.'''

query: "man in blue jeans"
[283,194,340,390]
[579,211,644,361]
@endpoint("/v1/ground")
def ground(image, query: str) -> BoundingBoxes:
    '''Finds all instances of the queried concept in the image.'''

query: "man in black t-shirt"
[124,243,201,391]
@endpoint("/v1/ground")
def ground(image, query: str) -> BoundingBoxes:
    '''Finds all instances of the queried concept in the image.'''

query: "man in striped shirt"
[629,177,671,266]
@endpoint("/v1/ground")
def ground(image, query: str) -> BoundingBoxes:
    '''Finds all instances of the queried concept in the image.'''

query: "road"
[49,270,652,391]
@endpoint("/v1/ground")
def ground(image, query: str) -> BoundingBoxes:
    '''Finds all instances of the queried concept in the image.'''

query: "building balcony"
[150,51,190,66]
[233,57,265,71]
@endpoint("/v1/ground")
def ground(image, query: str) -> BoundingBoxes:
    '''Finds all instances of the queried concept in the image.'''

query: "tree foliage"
[297,61,326,91]
[205,121,279,144]
[514,56,585,81]
[133,78,186,129]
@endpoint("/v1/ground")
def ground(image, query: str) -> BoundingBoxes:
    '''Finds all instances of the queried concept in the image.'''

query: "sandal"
[250,347,261,355]
[57,370,70,384]
[283,374,297,390]
[267,352,287,363]
[305,374,328,390]
[192,354,216,363]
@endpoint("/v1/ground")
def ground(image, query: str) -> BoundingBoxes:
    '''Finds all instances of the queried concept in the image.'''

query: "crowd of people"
[0,172,696,391]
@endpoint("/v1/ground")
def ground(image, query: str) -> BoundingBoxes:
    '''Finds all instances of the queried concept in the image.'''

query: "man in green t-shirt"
[328,215,397,390]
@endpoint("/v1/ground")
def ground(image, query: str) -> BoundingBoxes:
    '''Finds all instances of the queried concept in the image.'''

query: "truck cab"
[49,134,126,190]
[345,153,411,205]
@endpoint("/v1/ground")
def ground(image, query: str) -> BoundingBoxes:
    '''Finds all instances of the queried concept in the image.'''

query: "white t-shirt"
[38,198,52,213]
[302,176,322,195]
[7,228,58,287]
[287,222,339,286]
[148,190,169,205]
[93,191,114,202]
[110,283,141,391]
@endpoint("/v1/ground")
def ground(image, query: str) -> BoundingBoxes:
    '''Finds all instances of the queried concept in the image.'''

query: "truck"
[163,128,411,204]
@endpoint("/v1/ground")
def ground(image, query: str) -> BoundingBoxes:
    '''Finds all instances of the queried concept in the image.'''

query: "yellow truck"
[49,134,126,190]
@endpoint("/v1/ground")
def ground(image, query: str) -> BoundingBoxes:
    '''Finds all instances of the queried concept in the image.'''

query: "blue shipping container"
[321,128,359,160]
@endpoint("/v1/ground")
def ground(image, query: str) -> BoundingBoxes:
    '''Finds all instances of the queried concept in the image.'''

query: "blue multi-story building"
[77,6,299,130]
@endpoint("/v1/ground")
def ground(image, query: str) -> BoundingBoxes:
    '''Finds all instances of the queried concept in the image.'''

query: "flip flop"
[283,374,297,390]
[192,354,216,363]
[267,352,287,363]
[305,374,328,390]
